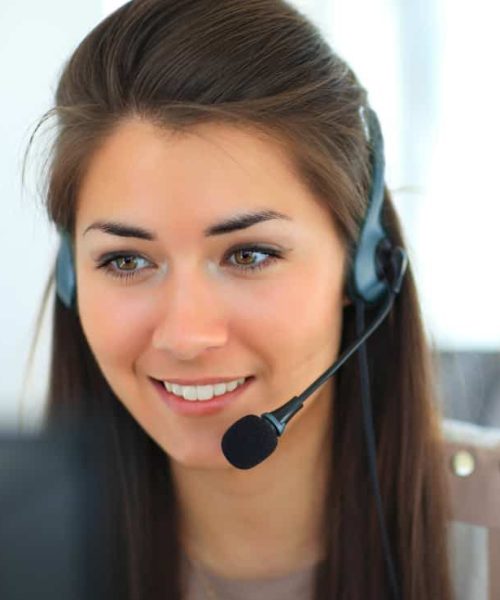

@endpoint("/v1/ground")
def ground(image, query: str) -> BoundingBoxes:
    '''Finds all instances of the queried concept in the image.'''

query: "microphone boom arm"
[261,289,395,436]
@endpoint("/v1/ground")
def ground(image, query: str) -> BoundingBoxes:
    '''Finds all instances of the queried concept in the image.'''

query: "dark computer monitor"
[0,417,119,600]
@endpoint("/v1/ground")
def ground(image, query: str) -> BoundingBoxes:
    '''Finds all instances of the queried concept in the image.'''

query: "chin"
[166,441,231,470]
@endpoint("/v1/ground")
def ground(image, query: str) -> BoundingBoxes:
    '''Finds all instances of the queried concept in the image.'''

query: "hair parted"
[23,1,453,599]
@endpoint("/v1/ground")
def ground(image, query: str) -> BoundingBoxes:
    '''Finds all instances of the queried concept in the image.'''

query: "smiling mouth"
[150,376,255,416]
[153,376,253,402]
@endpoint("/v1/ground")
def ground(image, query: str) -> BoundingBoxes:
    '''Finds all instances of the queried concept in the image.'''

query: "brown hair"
[23,1,453,598]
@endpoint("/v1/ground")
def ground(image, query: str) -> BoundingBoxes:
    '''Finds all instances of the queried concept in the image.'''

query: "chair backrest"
[442,419,500,600]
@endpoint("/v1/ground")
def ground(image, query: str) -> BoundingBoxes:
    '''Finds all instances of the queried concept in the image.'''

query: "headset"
[55,107,407,600]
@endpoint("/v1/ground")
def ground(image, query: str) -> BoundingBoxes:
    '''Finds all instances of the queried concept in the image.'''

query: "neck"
[170,382,333,580]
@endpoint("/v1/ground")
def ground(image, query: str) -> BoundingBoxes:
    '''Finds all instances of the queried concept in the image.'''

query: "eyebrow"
[82,209,292,240]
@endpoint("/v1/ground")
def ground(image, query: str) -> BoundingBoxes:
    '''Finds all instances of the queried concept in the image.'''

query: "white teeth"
[213,382,227,396]
[225,380,239,392]
[196,385,215,401]
[182,386,198,401]
[163,377,247,401]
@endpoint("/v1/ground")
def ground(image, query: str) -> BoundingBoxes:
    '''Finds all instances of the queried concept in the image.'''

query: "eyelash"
[95,245,284,281]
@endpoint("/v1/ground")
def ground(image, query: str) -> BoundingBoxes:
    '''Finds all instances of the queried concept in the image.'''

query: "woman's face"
[75,118,348,469]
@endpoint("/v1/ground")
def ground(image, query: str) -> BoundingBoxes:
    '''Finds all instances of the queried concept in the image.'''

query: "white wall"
[0,0,102,428]
[326,0,500,352]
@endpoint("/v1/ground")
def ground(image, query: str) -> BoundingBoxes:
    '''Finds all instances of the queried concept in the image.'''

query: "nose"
[151,270,229,361]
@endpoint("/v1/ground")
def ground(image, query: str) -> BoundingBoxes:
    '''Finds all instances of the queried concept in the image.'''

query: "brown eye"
[116,256,139,271]
[226,246,283,272]
[96,253,153,280]
[234,249,257,266]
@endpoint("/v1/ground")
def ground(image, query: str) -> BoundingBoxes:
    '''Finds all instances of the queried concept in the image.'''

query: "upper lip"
[154,376,251,386]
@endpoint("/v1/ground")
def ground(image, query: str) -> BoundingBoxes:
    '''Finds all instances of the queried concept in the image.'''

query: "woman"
[24,1,454,598]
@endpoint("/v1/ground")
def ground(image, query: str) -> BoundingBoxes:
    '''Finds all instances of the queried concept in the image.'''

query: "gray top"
[180,552,319,600]
[180,523,488,600]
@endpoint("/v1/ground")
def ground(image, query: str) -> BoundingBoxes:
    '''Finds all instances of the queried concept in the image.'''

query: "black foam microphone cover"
[221,415,278,469]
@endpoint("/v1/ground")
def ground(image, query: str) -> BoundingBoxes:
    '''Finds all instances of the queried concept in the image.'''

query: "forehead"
[75,118,333,233]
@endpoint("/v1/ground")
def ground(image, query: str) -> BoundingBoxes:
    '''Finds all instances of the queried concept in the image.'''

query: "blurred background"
[1,0,499,431]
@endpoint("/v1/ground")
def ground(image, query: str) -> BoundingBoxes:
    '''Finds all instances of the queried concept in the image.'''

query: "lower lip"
[150,377,255,416]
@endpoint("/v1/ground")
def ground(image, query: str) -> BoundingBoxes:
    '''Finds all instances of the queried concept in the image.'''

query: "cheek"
[77,282,151,373]
[235,264,344,371]
[265,267,342,337]
[76,260,343,376]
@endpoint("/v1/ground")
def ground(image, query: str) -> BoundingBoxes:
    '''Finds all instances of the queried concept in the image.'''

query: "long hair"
[23,1,453,598]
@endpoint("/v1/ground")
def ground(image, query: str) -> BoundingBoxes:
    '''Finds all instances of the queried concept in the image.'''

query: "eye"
[96,253,153,280]
[225,245,283,272]
[95,244,284,281]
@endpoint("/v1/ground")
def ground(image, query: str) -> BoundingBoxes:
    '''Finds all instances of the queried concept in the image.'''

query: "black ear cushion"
[375,238,394,283]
